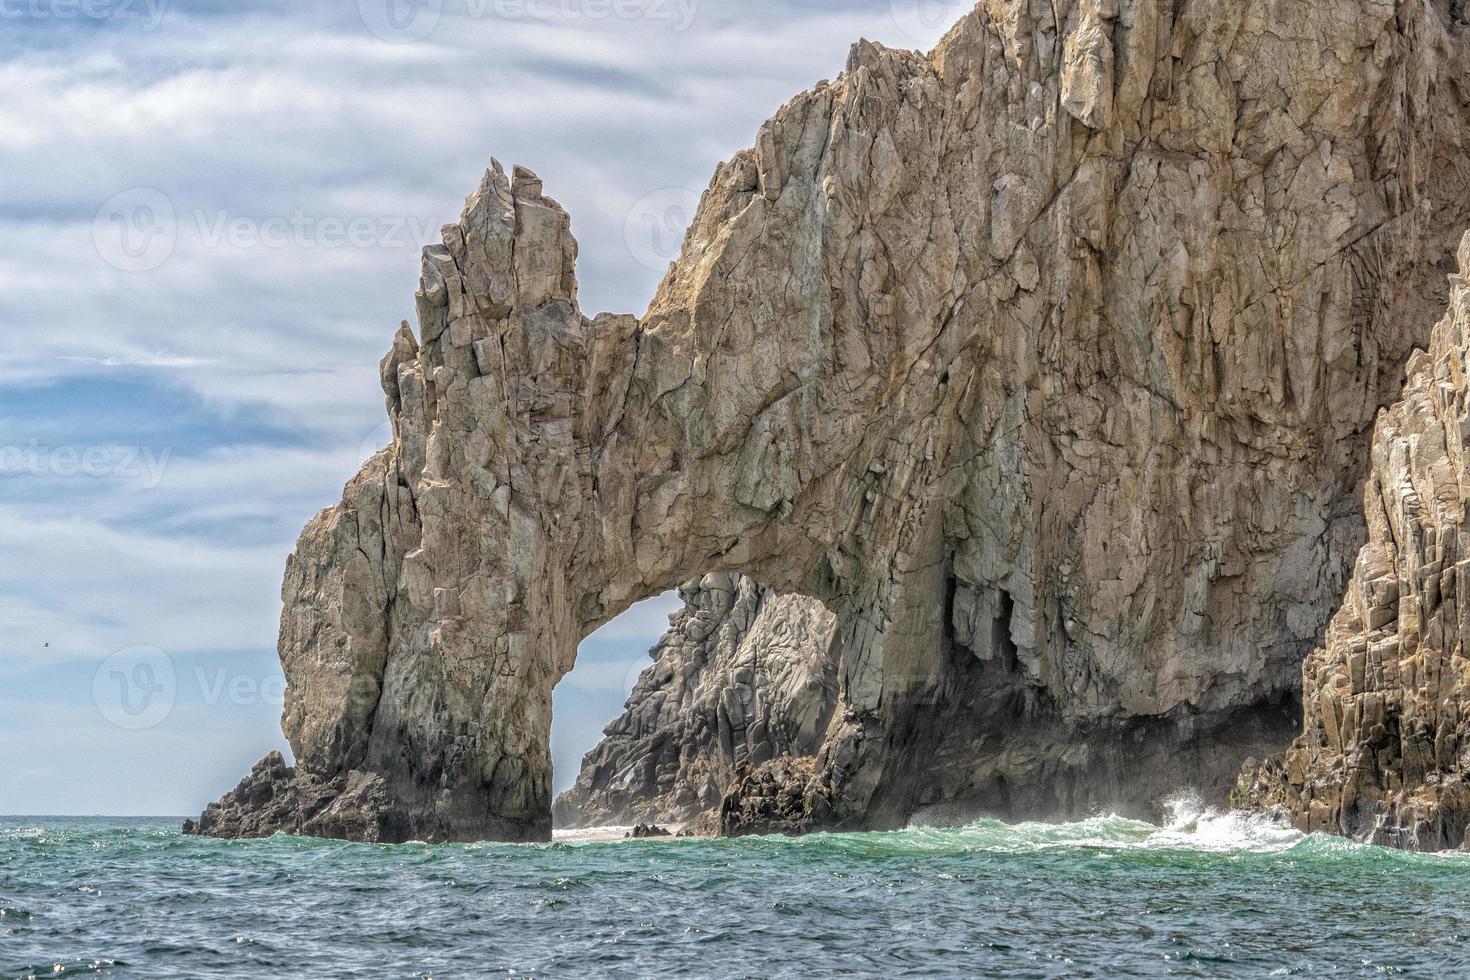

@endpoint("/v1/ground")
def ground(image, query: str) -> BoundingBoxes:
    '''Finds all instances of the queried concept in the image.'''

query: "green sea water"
[4,803,1470,978]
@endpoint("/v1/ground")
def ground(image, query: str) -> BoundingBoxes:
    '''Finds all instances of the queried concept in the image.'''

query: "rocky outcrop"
[184,751,408,843]
[1238,233,1470,852]
[717,757,835,838]
[196,1,1470,843]
[553,574,837,830]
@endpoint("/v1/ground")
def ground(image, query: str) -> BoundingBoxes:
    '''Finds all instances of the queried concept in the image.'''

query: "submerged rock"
[1239,234,1470,852]
[626,824,674,839]
[184,751,410,843]
[196,1,1470,843]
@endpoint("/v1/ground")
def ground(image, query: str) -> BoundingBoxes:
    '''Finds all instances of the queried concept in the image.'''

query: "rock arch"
[191,0,1470,843]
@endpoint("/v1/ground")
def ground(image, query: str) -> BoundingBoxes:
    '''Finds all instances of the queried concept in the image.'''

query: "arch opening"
[549,592,682,806]
[550,575,841,834]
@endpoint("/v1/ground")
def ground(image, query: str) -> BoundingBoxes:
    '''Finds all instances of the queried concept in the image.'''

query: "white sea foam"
[550,825,698,844]
[551,826,637,843]
[1145,791,1306,853]
[900,791,1307,856]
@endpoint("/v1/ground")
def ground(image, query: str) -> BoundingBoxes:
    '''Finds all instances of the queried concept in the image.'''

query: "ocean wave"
[550,826,641,845]
[772,792,1307,858]
[1143,790,1308,853]
[750,792,1470,863]
[6,815,1470,977]
[553,796,1470,863]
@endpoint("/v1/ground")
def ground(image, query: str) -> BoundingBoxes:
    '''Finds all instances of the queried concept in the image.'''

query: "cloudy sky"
[0,0,965,816]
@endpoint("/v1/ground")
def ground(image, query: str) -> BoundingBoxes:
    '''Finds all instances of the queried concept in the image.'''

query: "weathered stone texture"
[554,574,837,830]
[194,1,1470,842]
[1239,233,1470,852]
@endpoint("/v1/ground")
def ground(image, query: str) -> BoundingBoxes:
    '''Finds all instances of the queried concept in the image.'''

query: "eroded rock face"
[195,1,1470,843]
[554,574,837,830]
[1238,234,1470,852]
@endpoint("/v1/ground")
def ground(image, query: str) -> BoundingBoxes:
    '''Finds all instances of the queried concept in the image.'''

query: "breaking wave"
[755,791,1470,864]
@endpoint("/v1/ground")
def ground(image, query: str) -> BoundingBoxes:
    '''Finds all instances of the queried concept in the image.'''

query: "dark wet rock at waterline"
[626,824,675,839]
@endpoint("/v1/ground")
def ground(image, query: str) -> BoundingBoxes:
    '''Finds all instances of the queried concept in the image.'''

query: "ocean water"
[4,802,1470,978]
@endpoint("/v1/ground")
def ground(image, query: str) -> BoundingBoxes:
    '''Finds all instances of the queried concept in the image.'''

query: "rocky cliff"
[553,574,837,830]
[192,0,1470,843]
[1237,233,1470,851]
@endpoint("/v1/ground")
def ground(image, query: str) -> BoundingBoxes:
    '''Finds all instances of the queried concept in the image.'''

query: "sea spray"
[896,793,1305,856]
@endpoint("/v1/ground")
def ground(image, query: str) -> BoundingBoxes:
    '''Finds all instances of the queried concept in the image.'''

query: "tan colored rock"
[1239,233,1470,852]
[1060,0,1115,130]
[192,1,1470,843]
